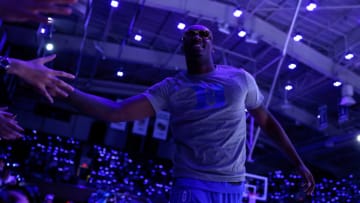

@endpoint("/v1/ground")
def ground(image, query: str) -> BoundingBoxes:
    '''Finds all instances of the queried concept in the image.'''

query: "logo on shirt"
[191,84,226,110]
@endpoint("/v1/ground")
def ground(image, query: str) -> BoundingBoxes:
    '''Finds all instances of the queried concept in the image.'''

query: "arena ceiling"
[2,0,360,178]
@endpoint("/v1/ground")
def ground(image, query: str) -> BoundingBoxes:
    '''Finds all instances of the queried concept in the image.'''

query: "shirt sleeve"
[142,78,172,113]
[244,71,264,109]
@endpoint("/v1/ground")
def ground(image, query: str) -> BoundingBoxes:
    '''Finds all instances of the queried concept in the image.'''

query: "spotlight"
[344,53,354,60]
[47,17,54,24]
[288,63,297,70]
[177,22,186,30]
[116,70,124,77]
[357,134,360,142]
[111,0,119,8]
[37,23,52,37]
[333,81,342,87]
[233,9,243,18]
[134,34,142,41]
[293,34,303,42]
[306,2,317,11]
[237,30,247,38]
[45,43,54,51]
[40,28,46,34]
[285,84,294,91]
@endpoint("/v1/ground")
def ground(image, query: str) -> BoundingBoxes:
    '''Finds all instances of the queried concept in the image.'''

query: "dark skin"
[64,24,315,195]
[182,25,215,75]
[0,0,78,23]
[1,55,75,140]
[0,0,77,139]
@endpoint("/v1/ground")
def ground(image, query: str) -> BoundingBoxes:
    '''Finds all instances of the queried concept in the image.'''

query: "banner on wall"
[152,111,170,140]
[110,99,127,131]
[132,118,150,136]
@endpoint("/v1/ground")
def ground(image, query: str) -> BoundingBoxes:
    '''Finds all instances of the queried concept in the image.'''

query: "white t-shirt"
[143,65,264,182]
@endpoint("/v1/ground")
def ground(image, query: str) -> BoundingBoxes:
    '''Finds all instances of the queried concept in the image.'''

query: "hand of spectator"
[297,164,315,196]
[0,0,78,23]
[8,54,75,103]
[0,107,24,140]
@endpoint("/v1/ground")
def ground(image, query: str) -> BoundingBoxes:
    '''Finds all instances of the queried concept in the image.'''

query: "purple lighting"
[134,34,142,41]
[285,84,293,91]
[345,53,354,60]
[306,2,317,11]
[288,63,297,70]
[111,0,119,8]
[177,22,186,30]
[116,71,124,77]
[333,81,342,87]
[293,34,303,42]
[233,9,243,17]
[237,30,247,38]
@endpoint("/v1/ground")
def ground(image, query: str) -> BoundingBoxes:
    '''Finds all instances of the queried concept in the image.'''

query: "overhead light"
[47,17,54,24]
[177,22,186,30]
[344,53,354,60]
[116,70,124,77]
[293,34,303,42]
[306,2,317,11]
[333,81,342,87]
[134,34,142,41]
[111,0,119,8]
[285,84,294,91]
[237,30,247,38]
[37,23,52,37]
[40,28,46,34]
[233,9,243,18]
[288,63,297,70]
[357,134,360,142]
[45,43,54,51]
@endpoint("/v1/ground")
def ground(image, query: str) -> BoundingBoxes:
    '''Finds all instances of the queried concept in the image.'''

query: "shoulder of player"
[216,64,248,74]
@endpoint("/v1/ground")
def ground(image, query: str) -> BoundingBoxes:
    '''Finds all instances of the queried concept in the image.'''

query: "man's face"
[182,25,213,57]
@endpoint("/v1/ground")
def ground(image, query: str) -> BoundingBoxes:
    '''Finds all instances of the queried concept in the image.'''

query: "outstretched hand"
[0,0,78,23]
[0,107,24,140]
[9,54,75,103]
[297,164,315,196]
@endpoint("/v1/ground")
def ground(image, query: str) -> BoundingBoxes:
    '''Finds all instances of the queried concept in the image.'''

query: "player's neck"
[186,57,215,75]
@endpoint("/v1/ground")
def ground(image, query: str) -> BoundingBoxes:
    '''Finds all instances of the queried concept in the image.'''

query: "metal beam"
[124,0,360,92]
[6,26,187,70]
[334,26,360,58]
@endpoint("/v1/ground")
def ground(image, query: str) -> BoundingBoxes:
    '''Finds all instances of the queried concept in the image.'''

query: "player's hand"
[0,107,24,140]
[0,0,78,23]
[9,54,75,103]
[297,164,315,195]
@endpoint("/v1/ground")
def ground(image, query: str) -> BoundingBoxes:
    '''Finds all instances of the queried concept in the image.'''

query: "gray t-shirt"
[143,65,264,182]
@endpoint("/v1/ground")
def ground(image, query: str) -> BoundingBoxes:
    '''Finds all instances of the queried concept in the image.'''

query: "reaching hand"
[9,54,75,103]
[297,164,315,196]
[0,0,78,23]
[0,107,24,140]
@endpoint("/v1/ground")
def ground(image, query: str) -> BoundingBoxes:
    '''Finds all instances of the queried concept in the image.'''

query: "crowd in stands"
[0,131,359,202]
